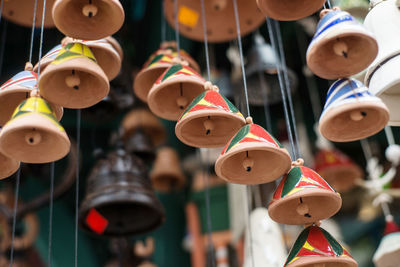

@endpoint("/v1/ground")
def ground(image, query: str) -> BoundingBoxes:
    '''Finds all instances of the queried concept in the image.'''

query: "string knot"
[292,158,304,167]
[25,62,33,71]
[245,116,253,124]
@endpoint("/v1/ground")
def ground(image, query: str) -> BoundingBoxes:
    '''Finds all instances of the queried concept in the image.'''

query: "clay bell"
[307,7,378,79]
[0,150,19,179]
[268,162,342,225]
[285,226,357,267]
[175,82,245,148]
[38,42,109,109]
[319,78,389,142]
[33,44,63,73]
[79,148,165,236]
[52,0,125,40]
[0,93,71,164]
[373,219,400,267]
[256,0,325,21]
[148,62,206,121]
[150,147,186,193]
[215,117,291,185]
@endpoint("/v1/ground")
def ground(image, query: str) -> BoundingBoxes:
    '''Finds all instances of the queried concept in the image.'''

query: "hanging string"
[173,0,181,56]
[384,126,396,146]
[75,109,81,267]
[258,71,272,132]
[9,167,21,267]
[36,0,47,79]
[29,0,38,63]
[48,162,55,267]
[324,0,332,9]
[161,0,166,43]
[200,0,211,80]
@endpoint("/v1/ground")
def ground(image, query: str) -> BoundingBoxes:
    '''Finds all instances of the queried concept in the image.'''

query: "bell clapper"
[333,39,348,58]
[292,158,305,167]
[243,151,254,172]
[65,70,81,90]
[297,197,311,218]
[203,116,214,136]
[350,110,367,121]
[82,0,98,18]
[176,83,187,110]
[25,129,42,146]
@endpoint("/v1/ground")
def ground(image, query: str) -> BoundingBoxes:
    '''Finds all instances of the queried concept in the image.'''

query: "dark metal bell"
[124,128,156,163]
[79,148,165,237]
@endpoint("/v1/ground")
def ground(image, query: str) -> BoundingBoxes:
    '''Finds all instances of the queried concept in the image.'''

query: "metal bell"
[124,128,156,163]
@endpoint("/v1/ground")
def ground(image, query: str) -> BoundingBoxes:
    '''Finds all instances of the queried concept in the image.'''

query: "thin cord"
[29,0,38,63]
[245,186,255,267]
[48,162,55,267]
[161,0,166,42]
[384,126,396,146]
[200,0,211,80]
[257,70,272,133]
[173,0,181,57]
[9,167,21,267]
[325,0,332,9]
[74,109,81,267]
[36,0,47,79]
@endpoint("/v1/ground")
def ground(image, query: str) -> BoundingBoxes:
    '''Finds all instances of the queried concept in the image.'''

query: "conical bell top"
[79,148,165,236]
[307,7,378,79]
[215,117,291,185]
[373,219,400,267]
[33,44,63,73]
[319,78,389,142]
[285,226,357,267]
[175,82,246,148]
[52,0,125,40]
[150,147,186,193]
[314,149,363,192]
[125,128,156,163]
[148,62,206,121]
[38,42,110,109]
[256,0,326,21]
[268,162,342,225]
[0,150,20,180]
[0,93,71,164]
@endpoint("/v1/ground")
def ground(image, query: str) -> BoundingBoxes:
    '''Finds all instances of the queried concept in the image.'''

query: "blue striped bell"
[307,7,378,79]
[319,78,389,142]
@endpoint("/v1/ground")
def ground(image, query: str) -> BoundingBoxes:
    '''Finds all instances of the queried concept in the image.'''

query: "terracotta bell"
[373,219,400,267]
[79,148,165,236]
[284,226,357,267]
[148,62,206,121]
[314,149,363,193]
[150,147,186,193]
[38,42,109,109]
[163,0,265,43]
[256,0,325,21]
[307,7,378,80]
[0,93,71,164]
[365,0,400,126]
[215,117,291,185]
[175,82,245,148]
[319,78,389,142]
[52,0,125,40]
[0,66,63,126]
[0,150,20,180]
[268,162,342,225]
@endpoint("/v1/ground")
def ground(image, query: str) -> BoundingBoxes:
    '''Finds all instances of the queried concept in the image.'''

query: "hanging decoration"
[373,218,400,267]
[2,0,56,27]
[256,0,326,21]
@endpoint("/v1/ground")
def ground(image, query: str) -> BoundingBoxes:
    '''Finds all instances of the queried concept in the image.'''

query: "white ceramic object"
[373,232,400,267]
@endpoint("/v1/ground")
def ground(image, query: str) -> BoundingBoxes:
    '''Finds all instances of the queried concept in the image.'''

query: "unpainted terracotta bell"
[163,0,265,43]
[256,0,325,21]
[175,82,245,148]
[307,7,378,79]
[148,62,206,121]
[285,226,357,267]
[373,219,400,267]
[0,93,71,164]
[150,147,186,193]
[215,117,291,185]
[52,0,125,40]
[0,150,19,180]
[38,42,109,109]
[319,78,389,142]
[268,162,342,225]
[314,149,363,193]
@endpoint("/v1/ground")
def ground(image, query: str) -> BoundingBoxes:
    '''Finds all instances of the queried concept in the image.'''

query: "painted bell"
[365,0,400,126]
[52,0,125,40]
[163,0,265,43]
[79,148,165,236]
[214,118,291,185]
[33,44,63,73]
[285,226,357,267]
[319,78,389,142]
[38,42,109,109]
[0,150,19,180]
[268,164,342,225]
[175,83,245,148]
[0,95,71,164]
[148,63,206,121]
[314,149,363,192]
[307,8,378,79]
[150,147,186,193]
[373,219,400,267]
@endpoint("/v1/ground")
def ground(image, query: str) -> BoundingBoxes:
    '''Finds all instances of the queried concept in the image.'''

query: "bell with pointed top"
[373,219,400,267]
[0,93,71,164]
[0,150,19,180]
[215,118,291,185]
[52,0,124,40]
[285,226,357,267]
[256,0,325,21]
[268,163,342,225]
[307,7,378,79]
[319,78,389,142]
[175,82,245,148]
[38,42,109,109]
[148,62,206,121]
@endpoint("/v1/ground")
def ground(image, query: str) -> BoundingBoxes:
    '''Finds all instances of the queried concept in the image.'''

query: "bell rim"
[285,253,357,267]
[256,0,326,21]
[0,152,20,180]
[105,36,124,60]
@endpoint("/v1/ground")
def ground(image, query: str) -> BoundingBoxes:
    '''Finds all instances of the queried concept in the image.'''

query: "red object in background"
[85,208,109,235]
[384,220,400,236]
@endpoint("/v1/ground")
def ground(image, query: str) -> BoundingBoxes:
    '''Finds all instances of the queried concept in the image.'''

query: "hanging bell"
[106,36,124,60]
[284,225,357,267]
[215,117,291,185]
[150,147,186,193]
[163,0,265,43]
[373,219,400,267]
[33,44,63,73]
[307,7,378,79]
[79,148,165,236]
[38,42,109,109]
[0,93,71,164]
[125,129,156,163]
[0,150,19,180]
[175,82,245,148]
[256,0,325,21]
[52,0,125,40]
[314,149,363,192]
[319,78,389,142]
[148,62,206,121]
[365,0,400,126]
[268,162,342,225]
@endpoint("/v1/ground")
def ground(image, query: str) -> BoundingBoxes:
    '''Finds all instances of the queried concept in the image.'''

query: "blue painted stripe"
[313,15,355,41]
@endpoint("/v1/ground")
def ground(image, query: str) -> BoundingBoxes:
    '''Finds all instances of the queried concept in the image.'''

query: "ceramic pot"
[373,220,400,267]
[2,0,56,27]
[256,0,325,21]
[0,150,19,180]
[319,78,389,142]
